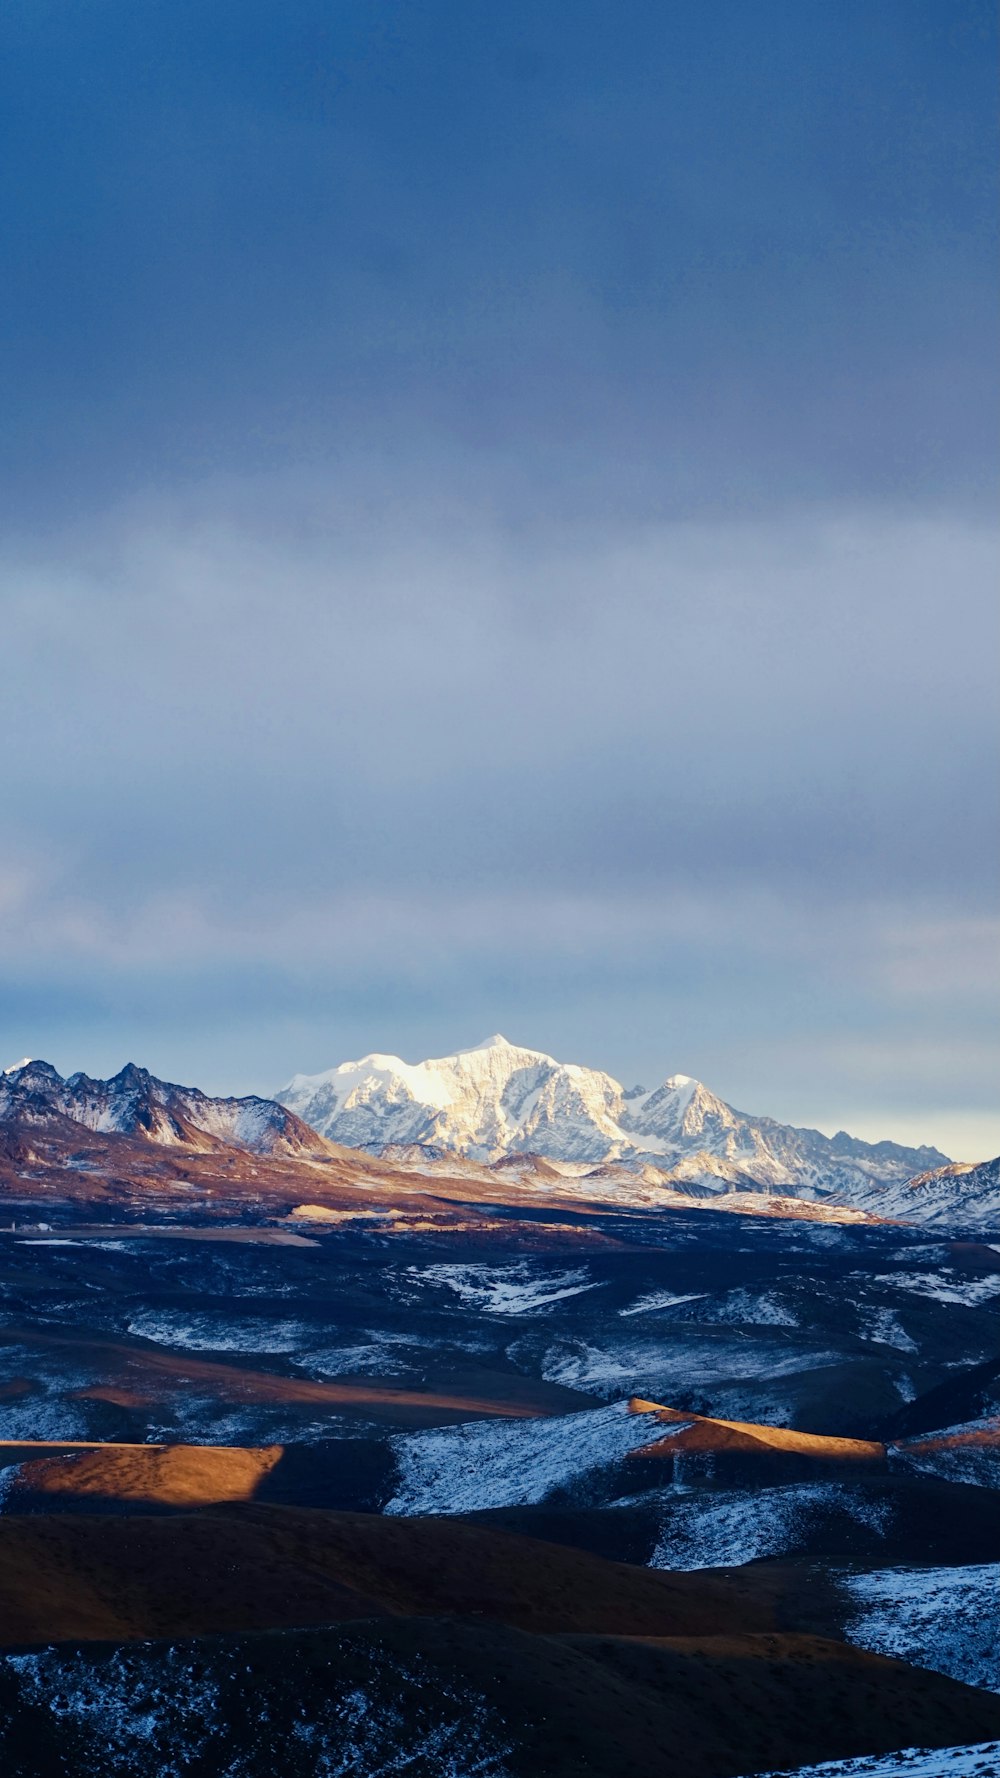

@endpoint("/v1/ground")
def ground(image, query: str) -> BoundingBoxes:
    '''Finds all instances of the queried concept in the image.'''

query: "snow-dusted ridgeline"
[0,1059,324,1158]
[277,1034,961,1209]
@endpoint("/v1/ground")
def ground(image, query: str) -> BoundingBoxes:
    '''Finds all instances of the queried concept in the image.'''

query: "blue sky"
[1,2,997,1154]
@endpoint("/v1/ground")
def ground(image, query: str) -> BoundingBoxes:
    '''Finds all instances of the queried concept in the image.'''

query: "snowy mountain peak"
[276,1038,949,1204]
[0,1060,327,1158]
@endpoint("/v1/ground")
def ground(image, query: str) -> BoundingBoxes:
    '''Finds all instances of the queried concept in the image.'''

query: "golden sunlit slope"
[628,1396,886,1461]
[1,1443,283,1507]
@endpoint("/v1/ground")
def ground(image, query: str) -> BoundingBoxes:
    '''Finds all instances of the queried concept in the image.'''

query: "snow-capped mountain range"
[0,1059,324,1158]
[2,1043,993,1224]
[276,1034,949,1203]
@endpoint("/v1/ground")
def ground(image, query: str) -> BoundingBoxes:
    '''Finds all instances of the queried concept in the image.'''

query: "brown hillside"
[542,1628,1000,1778]
[899,1418,1000,1456]
[4,1443,283,1507]
[247,1616,1000,1778]
[0,1325,575,1423]
[1,1511,998,1777]
[0,1504,792,1646]
[628,1396,885,1461]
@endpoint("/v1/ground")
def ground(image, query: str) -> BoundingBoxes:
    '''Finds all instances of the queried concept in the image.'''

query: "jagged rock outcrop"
[0,1059,325,1158]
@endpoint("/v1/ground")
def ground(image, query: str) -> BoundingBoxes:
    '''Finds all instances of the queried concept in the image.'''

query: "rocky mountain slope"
[0,1059,326,1159]
[277,1035,949,1204]
[877,1155,1000,1227]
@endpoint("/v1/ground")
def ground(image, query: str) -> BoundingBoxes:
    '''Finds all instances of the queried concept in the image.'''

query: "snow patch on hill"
[620,1289,710,1317]
[873,1272,1000,1308]
[857,1308,918,1353]
[406,1262,600,1316]
[534,1334,841,1399]
[648,1482,893,1570]
[892,1419,1000,1491]
[753,1743,1000,1777]
[385,1399,667,1514]
[126,1311,310,1354]
[839,1562,1000,1692]
[2,1643,514,1777]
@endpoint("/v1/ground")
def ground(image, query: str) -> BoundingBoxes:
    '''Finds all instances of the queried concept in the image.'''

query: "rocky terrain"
[0,1059,331,1159]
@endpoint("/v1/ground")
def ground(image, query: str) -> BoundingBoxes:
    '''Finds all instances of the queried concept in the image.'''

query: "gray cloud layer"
[2,487,997,1151]
[1,3,997,1152]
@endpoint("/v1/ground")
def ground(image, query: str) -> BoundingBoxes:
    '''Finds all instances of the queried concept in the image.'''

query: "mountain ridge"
[276,1034,950,1207]
[2,1043,995,1227]
[0,1058,327,1160]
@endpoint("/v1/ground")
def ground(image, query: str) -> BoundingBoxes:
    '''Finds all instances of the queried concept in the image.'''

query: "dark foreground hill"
[0,1503,796,1642]
[0,1506,999,1778]
[2,1610,1000,1778]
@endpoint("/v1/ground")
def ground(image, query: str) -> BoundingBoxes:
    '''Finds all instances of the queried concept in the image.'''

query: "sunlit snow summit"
[277,1034,947,1203]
